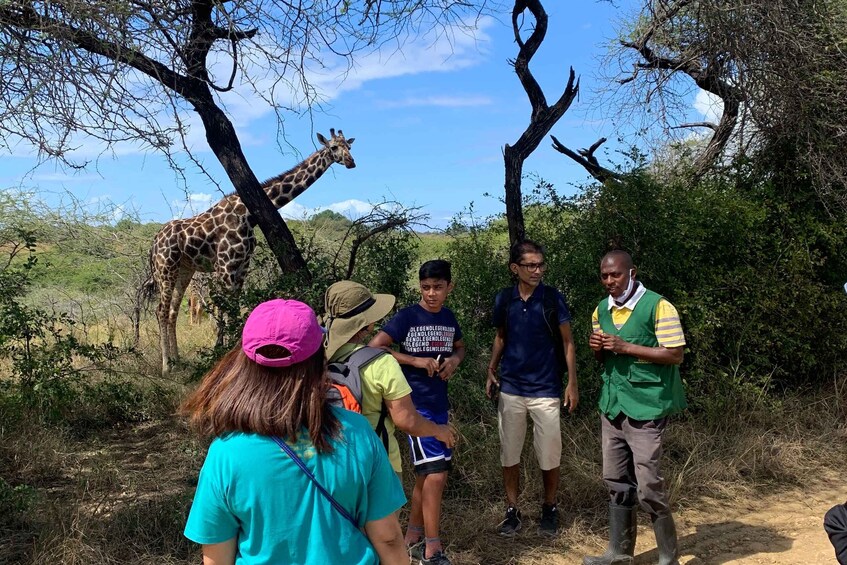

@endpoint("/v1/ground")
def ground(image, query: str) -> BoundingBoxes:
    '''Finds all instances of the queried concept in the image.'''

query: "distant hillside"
[24,215,458,299]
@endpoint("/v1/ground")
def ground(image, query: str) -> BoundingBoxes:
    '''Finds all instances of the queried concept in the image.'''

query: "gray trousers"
[601,413,671,516]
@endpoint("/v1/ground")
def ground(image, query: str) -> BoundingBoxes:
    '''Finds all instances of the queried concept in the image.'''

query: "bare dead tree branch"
[504,0,579,244]
[602,0,847,210]
[673,122,718,131]
[345,217,407,280]
[550,135,622,184]
[620,0,742,179]
[327,201,428,279]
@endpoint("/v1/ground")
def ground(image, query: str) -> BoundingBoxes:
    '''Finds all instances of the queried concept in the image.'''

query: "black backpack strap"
[494,287,512,339]
[542,286,566,372]
[374,403,390,453]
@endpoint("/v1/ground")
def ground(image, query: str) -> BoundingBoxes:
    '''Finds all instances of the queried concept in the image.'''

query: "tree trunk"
[193,97,311,279]
[504,146,526,243]
[503,0,579,246]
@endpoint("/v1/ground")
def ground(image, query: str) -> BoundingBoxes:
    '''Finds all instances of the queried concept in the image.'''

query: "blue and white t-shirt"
[381,304,463,413]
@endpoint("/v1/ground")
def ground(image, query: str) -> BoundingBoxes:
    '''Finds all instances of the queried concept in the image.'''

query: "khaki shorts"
[498,392,562,470]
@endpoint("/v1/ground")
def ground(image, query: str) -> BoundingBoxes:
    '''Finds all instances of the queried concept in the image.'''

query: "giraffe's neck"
[263,149,333,208]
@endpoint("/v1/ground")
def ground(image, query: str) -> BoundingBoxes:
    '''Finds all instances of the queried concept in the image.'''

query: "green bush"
[440,154,847,422]
[0,229,167,429]
[543,157,847,415]
[0,477,36,530]
[190,217,420,378]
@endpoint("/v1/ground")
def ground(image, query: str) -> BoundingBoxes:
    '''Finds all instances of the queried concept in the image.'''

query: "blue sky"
[2,2,719,229]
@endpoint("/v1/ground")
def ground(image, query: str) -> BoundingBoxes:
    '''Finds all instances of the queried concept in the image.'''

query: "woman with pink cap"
[182,298,408,565]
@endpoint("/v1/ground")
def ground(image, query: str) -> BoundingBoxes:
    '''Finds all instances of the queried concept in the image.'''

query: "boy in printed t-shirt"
[370,259,465,565]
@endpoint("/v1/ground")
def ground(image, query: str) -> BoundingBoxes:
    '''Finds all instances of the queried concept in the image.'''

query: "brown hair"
[180,346,340,453]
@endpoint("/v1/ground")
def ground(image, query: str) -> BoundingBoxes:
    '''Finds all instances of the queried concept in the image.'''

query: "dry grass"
[1,311,845,564]
[427,383,846,564]
[2,387,845,564]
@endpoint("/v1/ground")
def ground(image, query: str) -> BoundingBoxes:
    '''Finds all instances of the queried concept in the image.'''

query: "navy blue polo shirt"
[492,283,572,398]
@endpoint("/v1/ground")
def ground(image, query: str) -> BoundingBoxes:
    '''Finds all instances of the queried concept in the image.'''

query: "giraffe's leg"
[214,260,248,349]
[168,271,193,363]
[188,290,199,325]
[212,272,230,349]
[156,278,175,375]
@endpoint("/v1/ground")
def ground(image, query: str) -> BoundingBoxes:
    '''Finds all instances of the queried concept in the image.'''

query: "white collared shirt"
[607,281,646,312]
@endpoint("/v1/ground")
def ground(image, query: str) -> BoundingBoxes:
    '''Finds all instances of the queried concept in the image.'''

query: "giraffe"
[186,273,211,325]
[145,129,355,374]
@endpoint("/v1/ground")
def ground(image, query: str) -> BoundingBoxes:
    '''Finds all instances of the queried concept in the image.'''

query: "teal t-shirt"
[183,407,406,565]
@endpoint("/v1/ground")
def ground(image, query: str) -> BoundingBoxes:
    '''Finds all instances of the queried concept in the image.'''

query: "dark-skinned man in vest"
[583,250,686,565]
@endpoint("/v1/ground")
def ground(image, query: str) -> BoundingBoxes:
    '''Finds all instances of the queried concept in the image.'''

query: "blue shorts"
[407,408,452,476]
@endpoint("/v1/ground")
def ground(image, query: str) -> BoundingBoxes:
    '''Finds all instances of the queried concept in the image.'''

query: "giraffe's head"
[317,128,356,169]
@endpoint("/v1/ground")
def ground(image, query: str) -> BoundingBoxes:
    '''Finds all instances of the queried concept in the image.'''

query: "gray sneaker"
[408,541,424,561]
[498,506,522,536]
[420,550,452,565]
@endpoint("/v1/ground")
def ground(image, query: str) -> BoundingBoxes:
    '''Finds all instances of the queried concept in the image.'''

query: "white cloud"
[308,19,492,98]
[171,192,214,218]
[189,192,213,203]
[9,17,494,163]
[377,95,493,109]
[279,201,310,220]
[694,89,723,124]
[217,16,494,120]
[280,198,380,220]
[112,204,126,223]
[327,199,377,216]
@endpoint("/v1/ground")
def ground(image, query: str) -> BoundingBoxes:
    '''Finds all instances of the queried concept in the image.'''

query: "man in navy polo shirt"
[486,239,578,537]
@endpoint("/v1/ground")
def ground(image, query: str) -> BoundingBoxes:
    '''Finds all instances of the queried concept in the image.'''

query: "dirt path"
[455,472,845,564]
[576,473,845,565]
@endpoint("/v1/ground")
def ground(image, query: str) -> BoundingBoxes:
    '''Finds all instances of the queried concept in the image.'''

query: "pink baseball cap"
[241,299,324,368]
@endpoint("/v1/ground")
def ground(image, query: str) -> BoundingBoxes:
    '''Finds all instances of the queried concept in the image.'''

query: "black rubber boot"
[583,504,638,565]
[652,513,680,565]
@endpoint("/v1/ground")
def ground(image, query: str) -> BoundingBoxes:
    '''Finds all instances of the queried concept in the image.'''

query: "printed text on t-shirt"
[402,325,456,354]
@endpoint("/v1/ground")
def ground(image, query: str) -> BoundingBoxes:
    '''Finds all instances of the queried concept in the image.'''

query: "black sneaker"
[539,503,559,536]
[497,506,522,536]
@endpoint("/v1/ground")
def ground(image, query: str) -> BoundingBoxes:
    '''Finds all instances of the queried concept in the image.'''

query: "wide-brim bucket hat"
[323,280,395,359]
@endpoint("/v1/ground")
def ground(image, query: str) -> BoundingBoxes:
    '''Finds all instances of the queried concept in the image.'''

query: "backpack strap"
[542,286,566,372]
[494,287,512,338]
[341,346,387,369]
[498,285,565,372]
[374,402,390,453]
[330,346,386,408]
[340,346,391,452]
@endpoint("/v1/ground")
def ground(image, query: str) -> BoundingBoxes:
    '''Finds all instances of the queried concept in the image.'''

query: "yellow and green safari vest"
[597,290,687,420]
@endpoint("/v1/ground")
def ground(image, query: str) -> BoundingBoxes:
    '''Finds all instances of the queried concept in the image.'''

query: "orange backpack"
[327,346,391,450]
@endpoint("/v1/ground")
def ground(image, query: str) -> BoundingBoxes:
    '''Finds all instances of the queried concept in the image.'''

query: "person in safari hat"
[182,298,409,565]
[323,280,457,480]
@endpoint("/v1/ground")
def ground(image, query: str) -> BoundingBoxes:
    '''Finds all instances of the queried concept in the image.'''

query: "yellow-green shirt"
[331,343,413,473]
